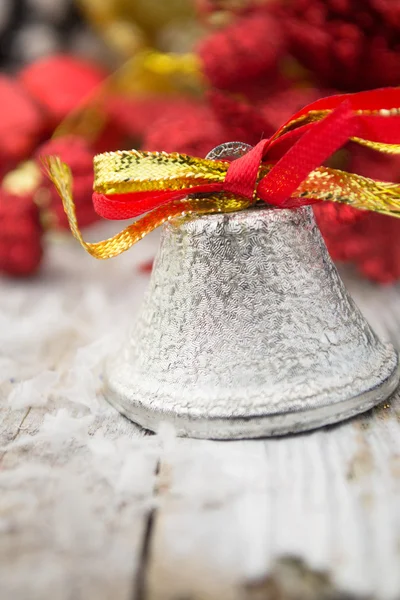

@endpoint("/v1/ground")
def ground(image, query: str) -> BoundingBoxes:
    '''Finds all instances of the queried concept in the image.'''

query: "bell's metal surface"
[104,202,399,439]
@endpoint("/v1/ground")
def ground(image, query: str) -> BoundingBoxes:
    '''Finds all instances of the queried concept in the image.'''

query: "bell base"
[103,353,400,439]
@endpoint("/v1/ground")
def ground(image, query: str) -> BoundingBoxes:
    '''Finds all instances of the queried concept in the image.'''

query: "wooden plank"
[0,401,160,600]
[146,400,400,600]
[0,232,160,600]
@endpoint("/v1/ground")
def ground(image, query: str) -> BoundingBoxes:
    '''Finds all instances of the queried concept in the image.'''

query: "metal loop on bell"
[206,141,253,161]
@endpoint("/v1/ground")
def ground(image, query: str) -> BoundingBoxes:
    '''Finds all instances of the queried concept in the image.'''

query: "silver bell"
[104,145,399,439]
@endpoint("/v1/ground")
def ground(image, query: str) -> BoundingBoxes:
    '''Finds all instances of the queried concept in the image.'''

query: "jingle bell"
[45,92,400,439]
[104,203,399,439]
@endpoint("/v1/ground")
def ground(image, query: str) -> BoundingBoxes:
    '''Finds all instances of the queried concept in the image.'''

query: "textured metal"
[205,141,253,161]
[104,204,399,439]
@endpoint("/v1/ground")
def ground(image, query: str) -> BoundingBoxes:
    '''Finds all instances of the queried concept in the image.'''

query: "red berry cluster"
[0,191,43,276]
[0,55,107,277]
[281,0,400,92]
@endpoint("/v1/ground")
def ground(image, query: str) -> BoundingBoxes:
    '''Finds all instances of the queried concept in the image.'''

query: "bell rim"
[103,347,400,439]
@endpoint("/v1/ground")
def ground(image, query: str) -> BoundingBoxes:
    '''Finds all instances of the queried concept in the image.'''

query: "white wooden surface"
[1,226,400,600]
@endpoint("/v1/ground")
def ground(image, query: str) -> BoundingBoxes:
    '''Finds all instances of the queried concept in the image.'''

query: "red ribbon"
[93,88,400,220]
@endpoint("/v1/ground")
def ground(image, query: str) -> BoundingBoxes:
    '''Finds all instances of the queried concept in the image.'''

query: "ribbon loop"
[224,139,270,201]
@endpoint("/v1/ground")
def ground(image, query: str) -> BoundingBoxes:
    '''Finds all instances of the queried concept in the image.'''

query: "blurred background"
[1,0,400,283]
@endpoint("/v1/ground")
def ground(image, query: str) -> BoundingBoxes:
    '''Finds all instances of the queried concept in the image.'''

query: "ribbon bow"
[47,87,400,260]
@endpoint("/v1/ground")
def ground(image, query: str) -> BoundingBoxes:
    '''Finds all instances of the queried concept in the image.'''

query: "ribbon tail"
[272,88,400,156]
[258,101,357,205]
[45,157,86,249]
[289,166,400,217]
[44,156,230,259]
[350,136,400,155]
